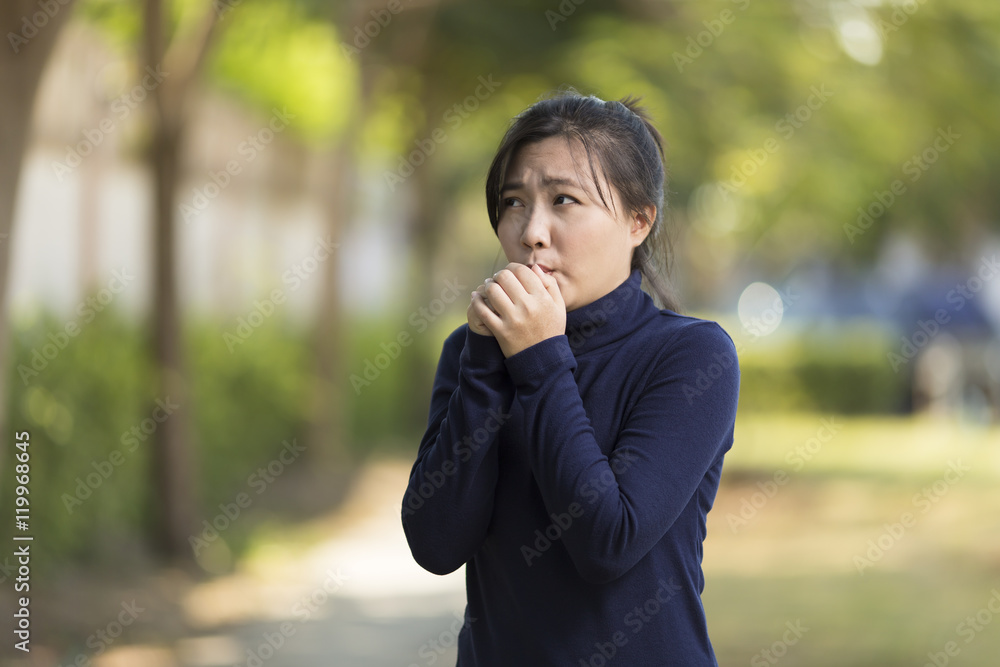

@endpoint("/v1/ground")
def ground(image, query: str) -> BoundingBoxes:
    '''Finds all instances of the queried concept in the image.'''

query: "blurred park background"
[2,0,1000,665]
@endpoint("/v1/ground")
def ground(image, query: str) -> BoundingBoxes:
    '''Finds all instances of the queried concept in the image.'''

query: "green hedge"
[0,307,904,570]
[343,311,466,450]
[0,304,463,570]
[1,309,313,569]
[734,325,907,414]
[4,313,152,565]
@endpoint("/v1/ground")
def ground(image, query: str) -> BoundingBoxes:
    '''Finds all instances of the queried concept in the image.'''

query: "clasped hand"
[467,263,566,357]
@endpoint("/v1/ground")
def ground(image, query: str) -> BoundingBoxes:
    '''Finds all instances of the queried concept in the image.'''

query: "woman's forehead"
[505,136,610,193]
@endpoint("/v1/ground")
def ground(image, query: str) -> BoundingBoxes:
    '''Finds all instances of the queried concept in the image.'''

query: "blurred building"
[11,24,408,328]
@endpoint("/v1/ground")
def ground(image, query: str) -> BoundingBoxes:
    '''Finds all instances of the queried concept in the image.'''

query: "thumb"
[533,264,564,309]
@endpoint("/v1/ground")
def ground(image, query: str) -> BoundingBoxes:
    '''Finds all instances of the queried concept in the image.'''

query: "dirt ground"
[5,454,1000,667]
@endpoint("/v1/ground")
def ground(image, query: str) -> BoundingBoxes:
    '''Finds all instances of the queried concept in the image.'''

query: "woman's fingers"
[482,276,514,314]
[531,264,565,310]
[491,263,547,300]
[468,291,499,334]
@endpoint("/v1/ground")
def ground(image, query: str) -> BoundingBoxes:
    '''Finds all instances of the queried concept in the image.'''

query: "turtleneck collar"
[565,269,652,354]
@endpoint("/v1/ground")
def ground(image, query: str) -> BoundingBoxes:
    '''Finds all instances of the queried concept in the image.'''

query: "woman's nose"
[521,206,551,249]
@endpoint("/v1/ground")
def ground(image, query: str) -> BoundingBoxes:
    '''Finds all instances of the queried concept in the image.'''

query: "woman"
[401,92,740,666]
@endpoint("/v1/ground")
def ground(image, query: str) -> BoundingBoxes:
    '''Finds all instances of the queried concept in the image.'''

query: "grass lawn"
[703,412,1000,666]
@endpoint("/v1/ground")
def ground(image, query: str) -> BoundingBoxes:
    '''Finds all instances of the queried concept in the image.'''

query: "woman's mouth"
[532,263,555,275]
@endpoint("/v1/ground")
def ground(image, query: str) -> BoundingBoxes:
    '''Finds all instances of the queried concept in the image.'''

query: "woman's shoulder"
[643,309,739,367]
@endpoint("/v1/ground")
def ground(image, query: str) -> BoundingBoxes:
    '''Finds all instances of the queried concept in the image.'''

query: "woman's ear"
[630,206,655,247]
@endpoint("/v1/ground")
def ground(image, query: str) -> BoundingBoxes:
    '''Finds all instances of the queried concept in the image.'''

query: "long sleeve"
[503,320,740,584]
[402,324,514,575]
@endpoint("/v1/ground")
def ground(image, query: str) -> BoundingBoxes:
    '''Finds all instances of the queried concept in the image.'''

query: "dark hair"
[485,91,680,312]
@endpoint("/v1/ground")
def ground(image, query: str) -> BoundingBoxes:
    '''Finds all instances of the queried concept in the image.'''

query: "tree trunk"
[142,0,218,561]
[147,115,197,558]
[393,5,443,434]
[306,20,381,465]
[0,0,77,465]
[307,143,350,467]
[307,4,385,466]
[401,157,442,430]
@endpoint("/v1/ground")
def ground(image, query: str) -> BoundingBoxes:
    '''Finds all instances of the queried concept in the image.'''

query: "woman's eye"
[502,197,523,208]
[554,195,577,205]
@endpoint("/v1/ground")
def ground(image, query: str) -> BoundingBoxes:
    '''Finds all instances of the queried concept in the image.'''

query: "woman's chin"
[554,282,573,311]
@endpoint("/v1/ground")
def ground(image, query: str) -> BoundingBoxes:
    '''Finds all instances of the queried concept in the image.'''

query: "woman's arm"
[506,320,740,584]
[401,325,513,575]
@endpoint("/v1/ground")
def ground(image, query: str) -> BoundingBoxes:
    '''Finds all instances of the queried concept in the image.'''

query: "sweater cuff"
[461,329,508,373]
[504,334,576,387]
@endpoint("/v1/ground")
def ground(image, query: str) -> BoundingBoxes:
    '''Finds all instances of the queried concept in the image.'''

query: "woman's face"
[496,136,652,312]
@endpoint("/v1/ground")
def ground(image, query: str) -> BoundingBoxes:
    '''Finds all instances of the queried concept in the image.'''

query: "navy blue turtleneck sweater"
[402,269,740,666]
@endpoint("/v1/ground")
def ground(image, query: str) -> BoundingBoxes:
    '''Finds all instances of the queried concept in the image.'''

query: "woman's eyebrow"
[501,175,583,193]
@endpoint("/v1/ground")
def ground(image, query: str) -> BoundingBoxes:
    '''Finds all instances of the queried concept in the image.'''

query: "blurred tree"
[205,0,358,464]
[0,0,77,472]
[74,0,359,557]
[41,0,1000,456]
[536,1,1000,270]
[347,0,685,424]
[142,0,220,560]
[399,0,1000,304]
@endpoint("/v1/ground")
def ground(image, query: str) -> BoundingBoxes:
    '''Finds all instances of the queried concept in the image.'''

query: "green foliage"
[344,312,467,452]
[186,316,312,511]
[0,304,467,568]
[206,0,356,141]
[3,311,152,563]
[735,326,907,414]
[77,0,356,142]
[0,308,313,569]
[708,411,1000,666]
[415,0,1000,285]
[75,0,144,50]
